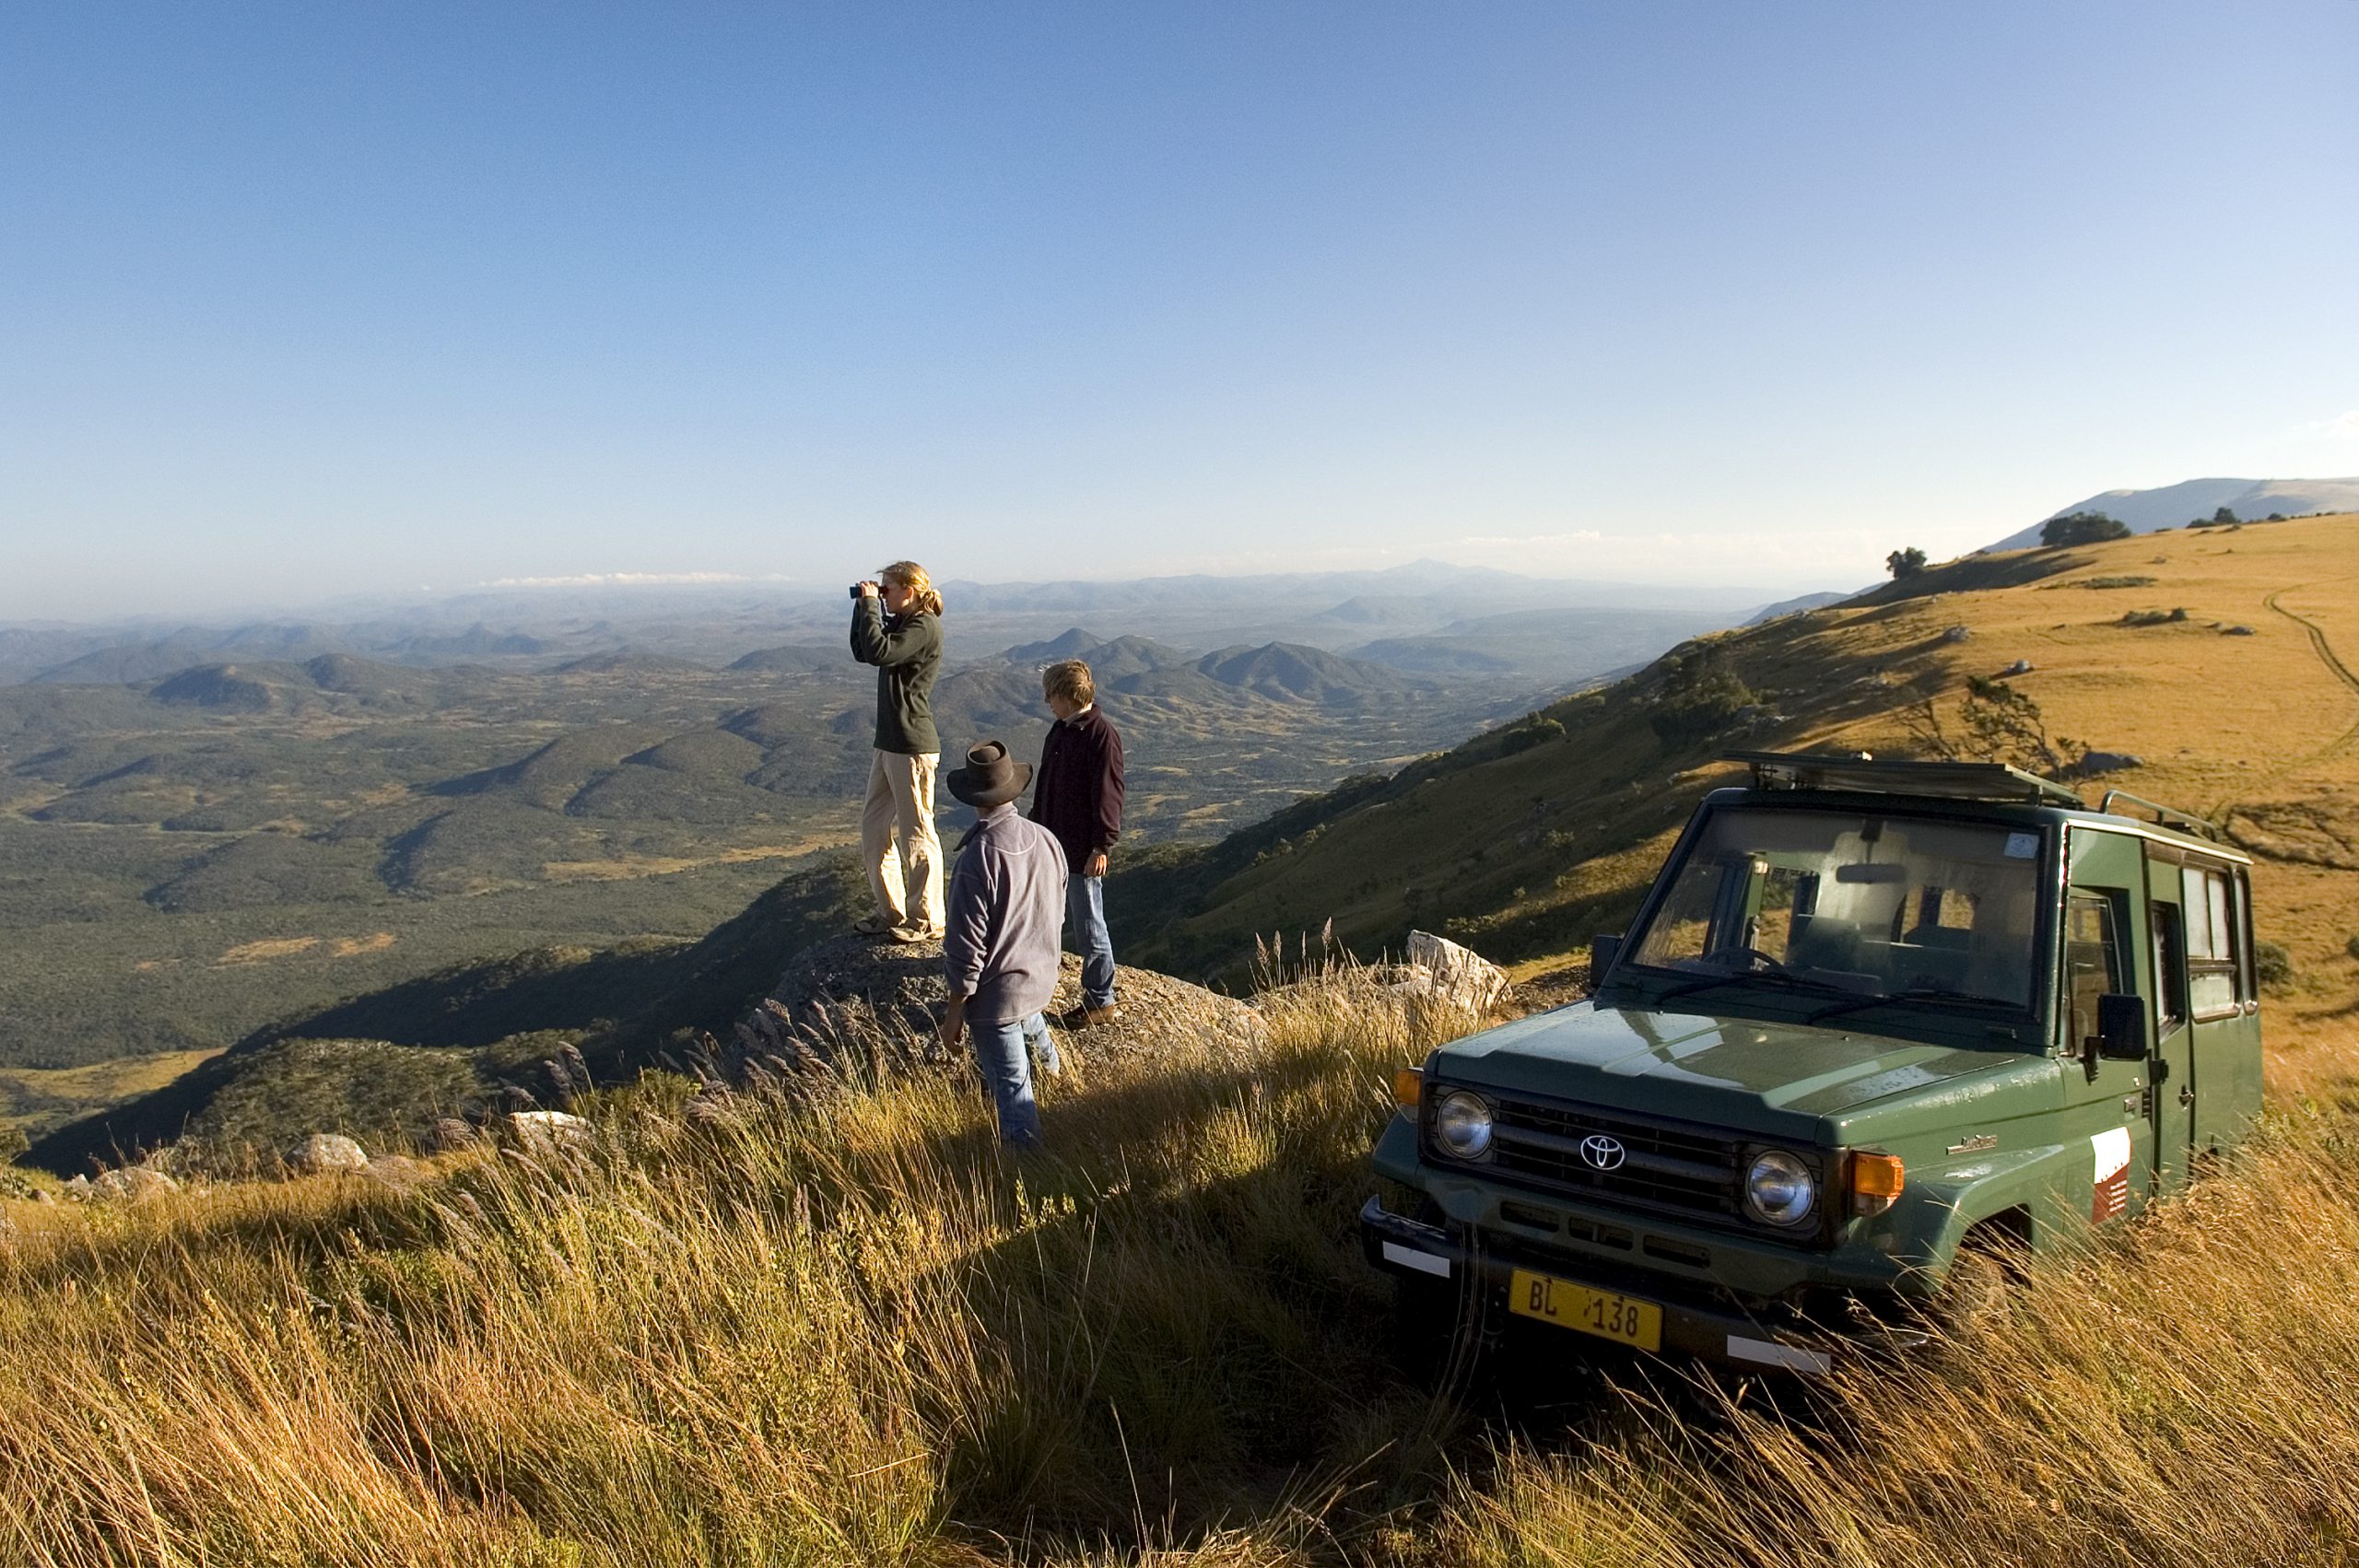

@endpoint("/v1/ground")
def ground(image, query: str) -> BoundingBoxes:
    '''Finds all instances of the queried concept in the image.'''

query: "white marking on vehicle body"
[1381,1241,1451,1278]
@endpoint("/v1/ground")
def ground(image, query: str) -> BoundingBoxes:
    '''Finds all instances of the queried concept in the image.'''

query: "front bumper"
[1361,1194,1857,1375]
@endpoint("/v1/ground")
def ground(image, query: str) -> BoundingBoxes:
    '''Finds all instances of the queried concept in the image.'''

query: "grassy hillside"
[1123,514,2359,1028]
[4,951,2358,1564]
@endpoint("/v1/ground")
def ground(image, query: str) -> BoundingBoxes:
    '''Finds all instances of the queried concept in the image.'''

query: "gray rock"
[88,1166,178,1203]
[1399,930,1512,1013]
[32,1189,54,1205]
[2077,751,2144,776]
[2223,625,2257,636]
[0,1212,16,1242]
[288,1133,370,1176]
[1939,626,1973,644]
[2001,659,2035,675]
[505,1110,592,1154]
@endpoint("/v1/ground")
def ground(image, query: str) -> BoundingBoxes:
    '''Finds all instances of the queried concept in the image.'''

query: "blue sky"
[4,2,2355,620]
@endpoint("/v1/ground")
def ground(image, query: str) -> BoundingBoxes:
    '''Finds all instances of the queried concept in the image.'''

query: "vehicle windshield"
[1623,805,2044,1012]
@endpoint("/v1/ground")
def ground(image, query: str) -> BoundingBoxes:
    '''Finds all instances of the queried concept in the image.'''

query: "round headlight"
[1433,1091,1495,1159]
[1744,1150,1816,1227]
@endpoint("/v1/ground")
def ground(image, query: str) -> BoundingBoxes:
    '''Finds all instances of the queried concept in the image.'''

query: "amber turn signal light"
[1849,1152,1905,1217]
[1392,1068,1423,1109]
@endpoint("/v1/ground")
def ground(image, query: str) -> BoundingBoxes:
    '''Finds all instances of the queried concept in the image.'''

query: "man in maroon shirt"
[1029,659,1124,1026]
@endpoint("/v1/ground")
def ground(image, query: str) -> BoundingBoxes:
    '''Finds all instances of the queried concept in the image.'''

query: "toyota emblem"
[1579,1134,1626,1171]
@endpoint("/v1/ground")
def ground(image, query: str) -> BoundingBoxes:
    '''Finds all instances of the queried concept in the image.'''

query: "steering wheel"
[1701,944,1790,974]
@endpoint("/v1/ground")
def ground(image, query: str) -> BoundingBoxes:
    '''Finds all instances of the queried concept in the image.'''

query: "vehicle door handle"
[2179,1085,2195,1107]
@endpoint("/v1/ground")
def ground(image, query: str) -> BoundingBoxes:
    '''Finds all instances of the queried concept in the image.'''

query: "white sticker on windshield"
[2003,832,2038,859]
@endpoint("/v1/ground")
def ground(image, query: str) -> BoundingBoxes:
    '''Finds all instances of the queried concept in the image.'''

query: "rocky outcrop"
[732,932,1264,1079]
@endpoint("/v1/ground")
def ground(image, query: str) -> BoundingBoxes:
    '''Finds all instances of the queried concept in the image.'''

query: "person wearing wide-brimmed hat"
[938,740,1067,1145]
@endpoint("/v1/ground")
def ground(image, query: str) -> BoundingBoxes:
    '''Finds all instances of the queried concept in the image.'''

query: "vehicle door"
[2061,827,2156,1222]
[2142,850,2197,1192]
[2181,858,2266,1151]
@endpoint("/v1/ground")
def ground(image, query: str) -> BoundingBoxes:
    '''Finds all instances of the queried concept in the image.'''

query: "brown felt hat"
[945,740,1032,809]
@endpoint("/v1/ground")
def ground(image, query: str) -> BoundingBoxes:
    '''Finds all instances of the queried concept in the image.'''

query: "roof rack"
[1723,750,2086,807]
[2096,789,2224,843]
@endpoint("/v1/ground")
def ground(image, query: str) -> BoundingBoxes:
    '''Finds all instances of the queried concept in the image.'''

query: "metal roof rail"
[1722,749,2086,807]
[2095,788,2224,843]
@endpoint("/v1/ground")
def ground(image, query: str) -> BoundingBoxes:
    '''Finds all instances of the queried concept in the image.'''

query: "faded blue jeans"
[1065,873,1117,1010]
[971,1012,1062,1146]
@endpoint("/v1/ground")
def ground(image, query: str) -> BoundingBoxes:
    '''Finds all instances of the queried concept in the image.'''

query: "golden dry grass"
[3,954,2359,1566]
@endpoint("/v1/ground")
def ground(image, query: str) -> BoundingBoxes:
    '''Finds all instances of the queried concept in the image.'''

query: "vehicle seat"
[1787,917,1864,976]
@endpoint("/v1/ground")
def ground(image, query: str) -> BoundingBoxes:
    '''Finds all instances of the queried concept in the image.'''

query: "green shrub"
[2346,934,2359,962]
[2255,941,2294,990]
[1648,649,1757,749]
[2042,510,2132,546]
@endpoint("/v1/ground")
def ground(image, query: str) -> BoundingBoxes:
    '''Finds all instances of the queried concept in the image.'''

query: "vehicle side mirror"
[2095,993,2148,1060]
[1590,933,1623,988]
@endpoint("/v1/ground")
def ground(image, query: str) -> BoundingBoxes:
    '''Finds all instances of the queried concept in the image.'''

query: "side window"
[2153,903,2187,1031]
[2064,893,2124,1052]
[2236,868,2256,1005]
[2181,863,2242,1018]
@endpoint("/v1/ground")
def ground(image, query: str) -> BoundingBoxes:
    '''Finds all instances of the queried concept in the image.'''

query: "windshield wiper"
[1643,967,1854,1011]
[1803,986,2020,1026]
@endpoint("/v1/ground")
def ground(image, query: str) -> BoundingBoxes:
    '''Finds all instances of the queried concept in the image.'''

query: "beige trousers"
[862,749,945,930]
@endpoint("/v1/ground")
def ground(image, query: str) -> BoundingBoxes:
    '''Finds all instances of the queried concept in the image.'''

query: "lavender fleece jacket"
[944,803,1070,1024]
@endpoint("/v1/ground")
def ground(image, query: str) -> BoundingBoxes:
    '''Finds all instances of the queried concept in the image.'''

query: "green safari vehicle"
[1361,750,2265,1374]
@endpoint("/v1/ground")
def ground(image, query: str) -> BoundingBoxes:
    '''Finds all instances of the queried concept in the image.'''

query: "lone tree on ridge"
[2040,510,2132,548]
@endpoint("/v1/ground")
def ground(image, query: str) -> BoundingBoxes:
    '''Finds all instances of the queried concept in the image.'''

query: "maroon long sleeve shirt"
[1028,705,1124,871]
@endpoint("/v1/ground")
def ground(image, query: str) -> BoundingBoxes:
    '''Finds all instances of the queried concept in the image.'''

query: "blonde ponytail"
[880,560,944,616]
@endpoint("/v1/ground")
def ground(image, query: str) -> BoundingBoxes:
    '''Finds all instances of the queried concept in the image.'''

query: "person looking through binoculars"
[847,562,945,941]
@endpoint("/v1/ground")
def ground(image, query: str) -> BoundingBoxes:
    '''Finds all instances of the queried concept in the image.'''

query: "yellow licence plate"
[1508,1269,1663,1352]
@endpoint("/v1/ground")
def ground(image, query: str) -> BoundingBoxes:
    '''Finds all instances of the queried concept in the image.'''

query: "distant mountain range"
[0,560,1772,691]
[1989,476,2359,551]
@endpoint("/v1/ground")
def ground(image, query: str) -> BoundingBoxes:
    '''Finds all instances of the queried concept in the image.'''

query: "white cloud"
[483,570,793,589]
[2290,409,2359,441]
[1446,530,1604,547]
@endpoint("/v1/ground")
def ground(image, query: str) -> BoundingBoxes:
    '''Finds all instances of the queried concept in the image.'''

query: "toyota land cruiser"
[1361,750,2265,1374]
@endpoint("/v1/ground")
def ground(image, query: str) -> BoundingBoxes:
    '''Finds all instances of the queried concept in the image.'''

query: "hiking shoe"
[1056,1001,1123,1030]
[890,923,945,944]
[853,914,904,939]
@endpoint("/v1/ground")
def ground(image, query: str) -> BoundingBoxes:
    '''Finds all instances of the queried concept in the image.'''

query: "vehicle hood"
[1432,1000,2013,1139]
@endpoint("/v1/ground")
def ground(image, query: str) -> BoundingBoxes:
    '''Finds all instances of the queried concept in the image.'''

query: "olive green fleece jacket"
[849,601,943,755]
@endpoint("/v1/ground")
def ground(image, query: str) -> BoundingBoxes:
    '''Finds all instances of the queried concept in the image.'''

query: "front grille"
[1487,1096,1744,1219]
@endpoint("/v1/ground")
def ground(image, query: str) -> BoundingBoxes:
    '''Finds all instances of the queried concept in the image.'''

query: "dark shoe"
[1057,1001,1123,1030]
[853,914,903,938]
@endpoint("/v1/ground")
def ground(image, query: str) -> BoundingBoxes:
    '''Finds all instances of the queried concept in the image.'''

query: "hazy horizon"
[0,554,1776,634]
[6,3,2355,621]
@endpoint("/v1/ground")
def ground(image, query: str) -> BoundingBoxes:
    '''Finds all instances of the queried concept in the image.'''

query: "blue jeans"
[1065,873,1117,1009]
[971,1012,1060,1146]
